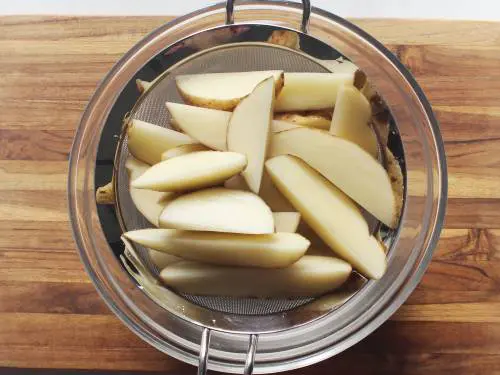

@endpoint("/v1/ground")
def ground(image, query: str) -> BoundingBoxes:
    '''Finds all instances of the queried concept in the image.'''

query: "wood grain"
[1,16,500,375]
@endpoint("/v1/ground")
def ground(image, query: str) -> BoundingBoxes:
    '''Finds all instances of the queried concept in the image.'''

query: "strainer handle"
[244,334,259,375]
[225,0,312,33]
[197,330,259,375]
[198,328,211,375]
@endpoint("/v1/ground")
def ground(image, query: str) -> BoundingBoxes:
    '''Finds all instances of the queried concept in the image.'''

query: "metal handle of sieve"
[198,329,259,375]
[198,328,211,375]
[225,0,312,33]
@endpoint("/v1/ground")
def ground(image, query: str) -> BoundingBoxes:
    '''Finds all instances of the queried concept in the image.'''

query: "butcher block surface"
[1,16,500,375]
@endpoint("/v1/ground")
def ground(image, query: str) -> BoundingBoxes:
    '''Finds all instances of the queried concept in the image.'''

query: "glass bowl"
[68,1,447,373]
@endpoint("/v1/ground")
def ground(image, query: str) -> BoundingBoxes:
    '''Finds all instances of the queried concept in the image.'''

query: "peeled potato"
[227,76,275,193]
[330,85,378,158]
[160,256,351,297]
[132,151,246,192]
[270,127,398,228]
[175,71,284,110]
[266,155,387,279]
[125,229,310,268]
[161,144,209,161]
[127,119,196,165]
[159,187,274,234]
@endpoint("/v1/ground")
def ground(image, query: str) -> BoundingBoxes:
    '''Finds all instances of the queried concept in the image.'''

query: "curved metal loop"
[243,334,259,375]
[197,328,211,375]
[226,0,311,33]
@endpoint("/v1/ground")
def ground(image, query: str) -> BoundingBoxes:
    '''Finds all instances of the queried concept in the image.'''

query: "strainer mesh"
[117,45,336,315]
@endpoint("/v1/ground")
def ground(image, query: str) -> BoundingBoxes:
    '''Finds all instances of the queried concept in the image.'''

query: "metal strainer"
[69,1,447,374]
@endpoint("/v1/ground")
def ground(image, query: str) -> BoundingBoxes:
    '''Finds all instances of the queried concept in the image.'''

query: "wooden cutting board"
[1,16,500,375]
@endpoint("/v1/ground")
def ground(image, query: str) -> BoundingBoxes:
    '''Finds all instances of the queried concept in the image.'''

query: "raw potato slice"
[298,221,334,257]
[274,112,330,130]
[330,86,378,158]
[161,144,209,161]
[272,120,301,132]
[269,127,398,228]
[224,173,295,212]
[266,155,387,279]
[168,102,298,150]
[160,256,351,297]
[124,229,310,268]
[125,157,175,226]
[275,73,353,111]
[175,71,284,111]
[224,174,249,190]
[323,58,359,74]
[260,172,295,211]
[159,187,274,234]
[148,249,180,270]
[227,77,275,193]
[166,102,230,150]
[132,151,246,192]
[127,119,196,165]
[136,79,152,93]
[273,212,301,233]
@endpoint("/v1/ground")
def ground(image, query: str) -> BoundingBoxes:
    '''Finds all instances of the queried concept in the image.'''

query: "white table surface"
[1,0,500,20]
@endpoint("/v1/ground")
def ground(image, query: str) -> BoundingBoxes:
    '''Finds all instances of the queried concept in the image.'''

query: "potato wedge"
[323,58,359,74]
[166,102,230,150]
[127,119,196,165]
[124,229,310,268]
[96,180,114,204]
[125,157,175,226]
[273,212,301,233]
[175,71,284,110]
[271,119,301,132]
[167,102,298,151]
[224,173,295,212]
[161,144,209,161]
[227,77,275,193]
[266,155,387,279]
[269,127,398,228]
[148,249,180,270]
[330,86,378,158]
[274,112,330,130]
[132,151,246,192]
[159,187,274,234]
[136,79,152,93]
[223,174,248,191]
[160,256,351,297]
[275,73,353,111]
